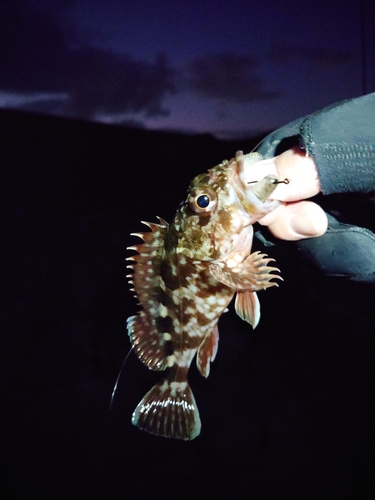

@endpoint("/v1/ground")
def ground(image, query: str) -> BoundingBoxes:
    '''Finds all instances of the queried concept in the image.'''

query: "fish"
[126,150,282,440]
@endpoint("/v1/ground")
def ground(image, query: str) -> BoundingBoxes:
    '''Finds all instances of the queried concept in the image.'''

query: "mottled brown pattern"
[212,164,229,189]
[196,311,216,326]
[180,296,193,315]
[159,288,175,310]
[179,228,207,253]
[164,223,179,253]
[179,260,199,280]
[196,287,212,298]
[160,259,180,290]
[172,366,189,383]
[197,215,210,227]
[192,173,210,186]
[218,207,233,232]
[155,315,173,332]
[164,340,174,356]
[128,151,281,440]
[181,310,194,326]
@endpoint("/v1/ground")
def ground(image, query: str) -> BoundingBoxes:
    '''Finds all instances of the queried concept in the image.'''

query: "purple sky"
[1,0,374,138]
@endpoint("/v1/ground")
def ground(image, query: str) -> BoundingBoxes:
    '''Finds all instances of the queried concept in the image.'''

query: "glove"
[256,122,375,283]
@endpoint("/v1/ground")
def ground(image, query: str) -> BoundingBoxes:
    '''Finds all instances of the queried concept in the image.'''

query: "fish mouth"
[231,150,280,219]
[235,150,264,186]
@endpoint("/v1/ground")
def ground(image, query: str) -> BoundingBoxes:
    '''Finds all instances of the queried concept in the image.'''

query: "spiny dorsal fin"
[126,217,168,310]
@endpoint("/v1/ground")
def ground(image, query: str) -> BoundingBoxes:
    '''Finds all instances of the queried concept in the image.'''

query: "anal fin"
[196,325,219,377]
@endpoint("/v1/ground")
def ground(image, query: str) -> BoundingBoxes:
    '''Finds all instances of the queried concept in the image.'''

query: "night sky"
[1,0,374,137]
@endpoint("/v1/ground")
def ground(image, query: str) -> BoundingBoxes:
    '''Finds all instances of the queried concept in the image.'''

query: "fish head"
[175,151,280,262]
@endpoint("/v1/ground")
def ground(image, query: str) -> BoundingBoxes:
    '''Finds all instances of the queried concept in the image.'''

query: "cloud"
[183,53,280,103]
[0,90,68,109]
[0,1,175,119]
[0,2,279,126]
[266,43,354,68]
[65,51,175,119]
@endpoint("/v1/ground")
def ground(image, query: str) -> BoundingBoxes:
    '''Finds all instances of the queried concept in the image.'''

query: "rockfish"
[126,151,281,440]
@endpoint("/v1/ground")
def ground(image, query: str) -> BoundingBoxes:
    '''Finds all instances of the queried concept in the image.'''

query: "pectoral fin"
[235,291,260,328]
[209,251,282,291]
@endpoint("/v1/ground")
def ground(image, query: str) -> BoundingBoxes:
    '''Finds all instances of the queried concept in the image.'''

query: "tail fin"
[132,378,201,440]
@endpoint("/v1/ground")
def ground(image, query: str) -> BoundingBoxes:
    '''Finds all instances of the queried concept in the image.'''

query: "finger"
[243,149,321,202]
[258,201,287,227]
[262,201,328,241]
[273,148,321,202]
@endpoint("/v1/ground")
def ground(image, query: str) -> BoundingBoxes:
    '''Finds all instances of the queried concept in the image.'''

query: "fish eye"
[189,188,217,214]
[196,194,210,208]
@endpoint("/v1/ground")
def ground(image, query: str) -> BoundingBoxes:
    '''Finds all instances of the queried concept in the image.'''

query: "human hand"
[244,147,328,240]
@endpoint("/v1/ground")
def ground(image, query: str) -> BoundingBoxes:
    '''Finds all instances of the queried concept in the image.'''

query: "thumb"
[265,201,328,241]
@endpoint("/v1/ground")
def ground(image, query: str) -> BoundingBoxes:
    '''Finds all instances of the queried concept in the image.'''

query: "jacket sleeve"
[257,93,375,195]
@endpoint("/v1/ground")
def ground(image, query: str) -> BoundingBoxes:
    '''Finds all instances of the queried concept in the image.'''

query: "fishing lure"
[126,151,282,440]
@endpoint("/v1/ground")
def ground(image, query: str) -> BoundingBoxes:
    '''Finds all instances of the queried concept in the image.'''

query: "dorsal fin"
[127,217,168,310]
[126,218,172,371]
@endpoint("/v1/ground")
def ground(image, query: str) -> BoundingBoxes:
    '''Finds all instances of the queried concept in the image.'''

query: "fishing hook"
[247,178,290,185]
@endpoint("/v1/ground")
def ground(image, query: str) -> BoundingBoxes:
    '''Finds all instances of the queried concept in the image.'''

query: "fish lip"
[226,155,246,196]
[229,155,254,211]
[231,151,259,198]
[229,151,280,223]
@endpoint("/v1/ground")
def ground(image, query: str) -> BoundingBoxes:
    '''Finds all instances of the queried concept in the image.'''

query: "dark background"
[1,109,374,499]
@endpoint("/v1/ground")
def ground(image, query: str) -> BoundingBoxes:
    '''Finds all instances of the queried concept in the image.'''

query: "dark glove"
[256,124,375,283]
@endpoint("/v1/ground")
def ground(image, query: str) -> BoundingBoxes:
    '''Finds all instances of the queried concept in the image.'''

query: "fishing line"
[108,345,134,413]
